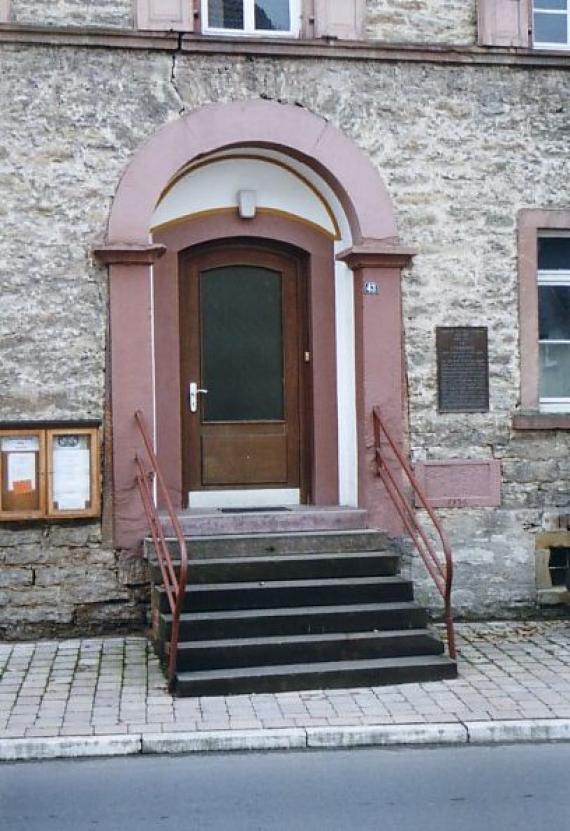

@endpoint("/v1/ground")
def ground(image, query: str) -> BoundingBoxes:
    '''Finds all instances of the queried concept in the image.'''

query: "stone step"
[155,575,414,613]
[148,551,400,584]
[173,629,444,671]
[145,529,392,560]
[175,654,457,696]
[158,601,428,643]
[158,507,368,538]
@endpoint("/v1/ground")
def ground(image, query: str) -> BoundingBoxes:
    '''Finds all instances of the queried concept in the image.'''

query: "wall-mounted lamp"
[238,189,257,220]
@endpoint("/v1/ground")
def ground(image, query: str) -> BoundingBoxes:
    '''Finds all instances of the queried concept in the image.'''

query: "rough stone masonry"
[0,1,569,635]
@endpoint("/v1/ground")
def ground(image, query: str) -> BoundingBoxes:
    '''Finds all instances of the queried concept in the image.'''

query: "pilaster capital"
[93,243,167,265]
[336,238,416,270]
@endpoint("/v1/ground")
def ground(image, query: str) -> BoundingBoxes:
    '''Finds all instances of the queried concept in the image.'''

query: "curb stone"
[0,735,141,762]
[465,719,570,745]
[3,719,570,762]
[142,728,307,754]
[306,723,468,748]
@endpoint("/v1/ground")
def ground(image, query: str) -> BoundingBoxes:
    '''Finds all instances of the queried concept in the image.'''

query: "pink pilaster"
[94,244,165,550]
[338,243,415,534]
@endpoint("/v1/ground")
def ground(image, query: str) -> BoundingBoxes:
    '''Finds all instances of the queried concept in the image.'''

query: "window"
[517,210,570,422]
[137,0,363,39]
[533,0,570,49]
[202,0,301,36]
[538,234,570,410]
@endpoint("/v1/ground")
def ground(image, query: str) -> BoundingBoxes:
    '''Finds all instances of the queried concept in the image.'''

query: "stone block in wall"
[75,600,146,628]
[0,604,75,626]
[118,555,149,587]
[48,523,100,547]
[0,527,43,547]
[502,460,559,484]
[1,544,67,566]
[501,437,560,462]
[0,568,33,588]
[542,511,563,531]
[81,548,117,567]
[501,483,542,509]
[34,566,130,604]
[548,490,570,509]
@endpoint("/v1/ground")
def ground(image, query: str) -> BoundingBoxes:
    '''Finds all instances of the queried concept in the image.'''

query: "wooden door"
[180,243,307,501]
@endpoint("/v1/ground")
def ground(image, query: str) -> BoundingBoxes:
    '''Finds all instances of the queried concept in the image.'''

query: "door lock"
[189,382,208,413]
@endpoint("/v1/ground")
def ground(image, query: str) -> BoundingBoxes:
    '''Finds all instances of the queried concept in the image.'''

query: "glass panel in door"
[200,265,284,422]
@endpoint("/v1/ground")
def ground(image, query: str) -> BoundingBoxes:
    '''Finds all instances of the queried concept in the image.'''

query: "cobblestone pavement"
[1,621,570,739]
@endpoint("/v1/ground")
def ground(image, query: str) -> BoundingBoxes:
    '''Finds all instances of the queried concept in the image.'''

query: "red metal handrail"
[372,407,456,660]
[134,410,189,690]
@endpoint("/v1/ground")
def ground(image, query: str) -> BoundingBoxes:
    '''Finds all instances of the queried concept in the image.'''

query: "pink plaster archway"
[96,98,414,551]
[107,99,397,246]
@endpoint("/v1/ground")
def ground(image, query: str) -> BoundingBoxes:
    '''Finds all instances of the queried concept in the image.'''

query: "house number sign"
[363,281,379,295]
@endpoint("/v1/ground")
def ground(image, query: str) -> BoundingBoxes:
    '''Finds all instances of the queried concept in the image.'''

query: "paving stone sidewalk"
[1,621,570,740]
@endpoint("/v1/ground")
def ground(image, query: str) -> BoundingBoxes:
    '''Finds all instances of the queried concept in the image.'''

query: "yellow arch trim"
[151,206,337,241]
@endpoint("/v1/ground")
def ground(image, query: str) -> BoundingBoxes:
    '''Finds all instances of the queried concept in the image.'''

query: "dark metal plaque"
[437,327,489,413]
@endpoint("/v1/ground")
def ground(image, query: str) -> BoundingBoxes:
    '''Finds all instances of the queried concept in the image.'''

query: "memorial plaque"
[437,327,489,413]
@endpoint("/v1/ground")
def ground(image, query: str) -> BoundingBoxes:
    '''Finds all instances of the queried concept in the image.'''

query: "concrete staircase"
[147,511,457,696]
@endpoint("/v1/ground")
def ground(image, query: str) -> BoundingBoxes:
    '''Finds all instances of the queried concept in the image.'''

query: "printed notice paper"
[7,453,36,493]
[53,441,91,511]
[1,437,39,453]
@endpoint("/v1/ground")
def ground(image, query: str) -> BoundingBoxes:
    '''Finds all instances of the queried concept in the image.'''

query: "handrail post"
[372,406,456,661]
[133,410,189,690]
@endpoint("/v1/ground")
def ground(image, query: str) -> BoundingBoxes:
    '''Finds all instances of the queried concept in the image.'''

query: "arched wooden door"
[179,242,310,506]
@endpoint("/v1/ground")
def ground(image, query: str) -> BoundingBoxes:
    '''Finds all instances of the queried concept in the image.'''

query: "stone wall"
[0,41,569,629]
[0,44,179,638]
[0,524,149,639]
[366,0,477,44]
[11,0,135,28]
[8,0,479,44]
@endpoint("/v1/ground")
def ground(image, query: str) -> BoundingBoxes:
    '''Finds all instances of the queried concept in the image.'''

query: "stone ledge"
[537,586,570,606]
[512,412,570,430]
[0,23,570,70]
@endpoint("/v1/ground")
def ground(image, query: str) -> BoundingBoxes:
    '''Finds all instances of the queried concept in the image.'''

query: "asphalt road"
[1,743,570,830]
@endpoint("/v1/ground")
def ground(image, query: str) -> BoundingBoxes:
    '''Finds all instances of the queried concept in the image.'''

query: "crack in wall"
[170,36,185,116]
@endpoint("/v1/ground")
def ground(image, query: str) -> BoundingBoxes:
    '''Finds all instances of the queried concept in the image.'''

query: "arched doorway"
[95,99,414,550]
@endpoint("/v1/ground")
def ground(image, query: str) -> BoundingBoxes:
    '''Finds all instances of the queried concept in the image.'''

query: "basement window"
[549,547,570,586]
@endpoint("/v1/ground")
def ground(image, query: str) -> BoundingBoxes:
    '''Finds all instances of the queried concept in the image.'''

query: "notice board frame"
[47,427,100,519]
[0,428,47,521]
[0,424,100,522]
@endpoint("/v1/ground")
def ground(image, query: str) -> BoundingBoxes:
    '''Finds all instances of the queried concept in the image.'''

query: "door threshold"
[188,489,301,509]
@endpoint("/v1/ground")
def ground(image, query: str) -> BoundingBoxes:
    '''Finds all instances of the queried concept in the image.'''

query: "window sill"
[532,42,570,52]
[512,411,570,430]
[202,28,300,39]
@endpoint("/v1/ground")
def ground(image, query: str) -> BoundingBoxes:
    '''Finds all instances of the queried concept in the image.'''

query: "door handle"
[189,382,208,413]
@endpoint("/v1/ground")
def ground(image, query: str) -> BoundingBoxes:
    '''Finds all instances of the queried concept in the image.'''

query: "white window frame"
[538,231,570,413]
[533,0,570,50]
[202,0,301,37]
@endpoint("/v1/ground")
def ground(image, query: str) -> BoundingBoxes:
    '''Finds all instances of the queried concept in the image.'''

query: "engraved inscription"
[437,327,489,413]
